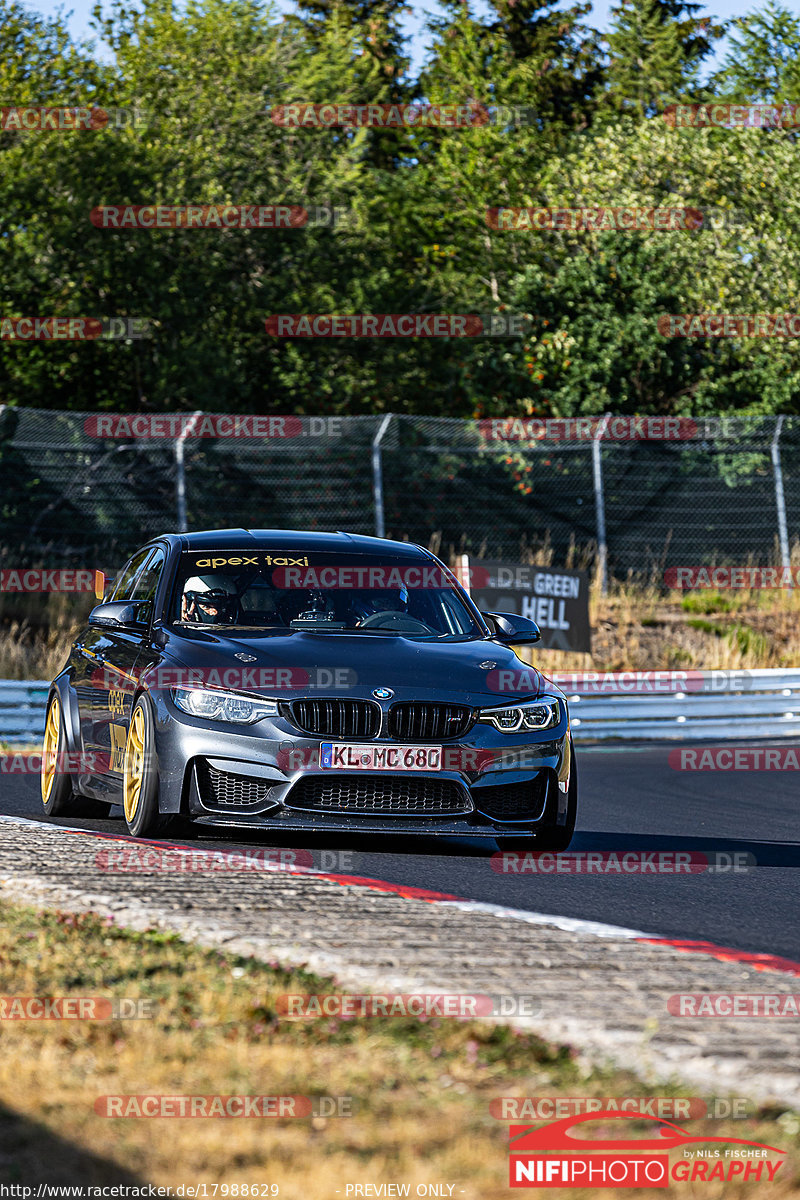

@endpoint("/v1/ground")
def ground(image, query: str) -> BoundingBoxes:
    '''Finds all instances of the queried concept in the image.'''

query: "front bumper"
[151,691,571,837]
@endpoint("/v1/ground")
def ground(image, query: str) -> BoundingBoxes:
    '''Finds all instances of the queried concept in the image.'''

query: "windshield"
[170,550,481,639]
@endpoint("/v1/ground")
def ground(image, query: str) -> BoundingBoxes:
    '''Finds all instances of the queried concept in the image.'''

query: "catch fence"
[0,408,798,585]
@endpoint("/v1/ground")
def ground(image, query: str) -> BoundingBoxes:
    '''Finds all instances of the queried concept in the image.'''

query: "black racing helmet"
[182,574,238,624]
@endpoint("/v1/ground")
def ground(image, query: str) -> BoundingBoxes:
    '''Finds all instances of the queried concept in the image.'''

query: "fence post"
[592,413,611,595]
[372,414,393,538]
[175,412,203,533]
[771,414,792,584]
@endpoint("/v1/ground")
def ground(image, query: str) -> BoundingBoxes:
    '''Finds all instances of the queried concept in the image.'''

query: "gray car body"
[50,529,573,839]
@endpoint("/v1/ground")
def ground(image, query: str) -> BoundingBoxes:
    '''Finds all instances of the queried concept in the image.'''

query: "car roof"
[153,529,430,559]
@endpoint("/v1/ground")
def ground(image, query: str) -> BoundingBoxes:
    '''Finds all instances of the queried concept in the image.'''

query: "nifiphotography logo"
[508,1111,785,1188]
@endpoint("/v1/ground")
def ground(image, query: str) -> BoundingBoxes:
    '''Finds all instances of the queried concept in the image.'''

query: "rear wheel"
[41,695,74,815]
[41,694,111,818]
[123,696,167,837]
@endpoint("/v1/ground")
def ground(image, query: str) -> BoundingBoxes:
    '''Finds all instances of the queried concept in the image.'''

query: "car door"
[73,547,151,759]
[91,547,158,782]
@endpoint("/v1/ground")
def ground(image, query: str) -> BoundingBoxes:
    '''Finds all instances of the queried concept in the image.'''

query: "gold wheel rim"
[41,696,61,805]
[123,705,146,823]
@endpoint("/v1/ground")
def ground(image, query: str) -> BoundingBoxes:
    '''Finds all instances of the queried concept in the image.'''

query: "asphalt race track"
[2,742,798,961]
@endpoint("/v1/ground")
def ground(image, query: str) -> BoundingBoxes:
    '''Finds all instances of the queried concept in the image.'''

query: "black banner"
[469,561,591,652]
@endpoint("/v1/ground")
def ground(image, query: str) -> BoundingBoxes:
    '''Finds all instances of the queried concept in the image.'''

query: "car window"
[131,547,165,603]
[110,548,152,602]
[171,550,481,639]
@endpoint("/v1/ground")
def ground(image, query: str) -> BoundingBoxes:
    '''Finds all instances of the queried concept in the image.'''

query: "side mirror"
[88,601,148,630]
[481,611,542,645]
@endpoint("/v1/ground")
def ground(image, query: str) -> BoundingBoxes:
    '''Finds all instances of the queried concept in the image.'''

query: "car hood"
[155,628,560,705]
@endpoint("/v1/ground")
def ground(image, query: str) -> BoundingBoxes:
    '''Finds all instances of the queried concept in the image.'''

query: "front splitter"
[189,810,539,837]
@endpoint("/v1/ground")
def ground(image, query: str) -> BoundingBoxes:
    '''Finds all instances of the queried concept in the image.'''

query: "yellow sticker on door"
[109,723,127,774]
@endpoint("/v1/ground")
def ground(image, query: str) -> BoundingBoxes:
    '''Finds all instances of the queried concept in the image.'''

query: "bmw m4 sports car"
[41,530,576,848]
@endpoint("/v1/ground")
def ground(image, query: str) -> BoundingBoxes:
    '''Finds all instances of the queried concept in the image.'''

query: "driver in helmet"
[181,574,239,624]
[350,584,410,626]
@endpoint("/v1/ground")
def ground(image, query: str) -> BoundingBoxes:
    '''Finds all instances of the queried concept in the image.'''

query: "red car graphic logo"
[510,1110,783,1154]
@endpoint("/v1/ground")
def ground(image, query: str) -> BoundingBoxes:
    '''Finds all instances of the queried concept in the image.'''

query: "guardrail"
[561,669,800,740]
[0,680,50,745]
[2,672,800,746]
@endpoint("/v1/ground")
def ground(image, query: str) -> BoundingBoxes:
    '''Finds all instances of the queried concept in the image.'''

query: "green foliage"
[1,0,800,418]
[681,591,735,612]
[603,0,725,115]
[712,0,800,100]
[686,615,727,633]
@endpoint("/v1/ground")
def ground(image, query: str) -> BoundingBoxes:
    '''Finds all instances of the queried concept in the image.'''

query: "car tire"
[41,694,112,818]
[123,695,167,837]
[495,740,578,853]
[534,740,578,852]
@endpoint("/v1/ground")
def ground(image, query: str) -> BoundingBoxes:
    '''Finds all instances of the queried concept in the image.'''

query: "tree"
[286,0,412,168]
[712,0,800,101]
[603,0,724,116]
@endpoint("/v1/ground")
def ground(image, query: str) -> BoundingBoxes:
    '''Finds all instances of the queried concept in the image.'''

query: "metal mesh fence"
[1,407,798,581]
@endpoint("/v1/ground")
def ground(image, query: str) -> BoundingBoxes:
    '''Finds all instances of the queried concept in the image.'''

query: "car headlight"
[478,698,561,733]
[172,688,278,725]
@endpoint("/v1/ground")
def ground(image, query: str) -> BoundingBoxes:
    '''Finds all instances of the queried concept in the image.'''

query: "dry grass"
[0,592,91,680]
[0,902,797,1196]
[0,619,78,680]
[514,571,800,675]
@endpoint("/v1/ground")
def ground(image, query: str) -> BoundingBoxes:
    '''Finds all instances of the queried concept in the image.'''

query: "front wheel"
[123,696,165,837]
[495,741,578,853]
[534,741,578,852]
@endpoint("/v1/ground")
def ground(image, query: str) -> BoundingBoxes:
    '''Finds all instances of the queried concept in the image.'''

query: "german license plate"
[320,743,442,771]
